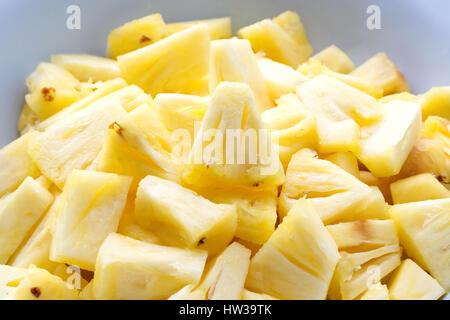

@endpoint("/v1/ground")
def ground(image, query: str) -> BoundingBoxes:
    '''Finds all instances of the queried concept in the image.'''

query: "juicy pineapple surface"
[390,173,450,204]
[166,17,232,40]
[312,45,355,74]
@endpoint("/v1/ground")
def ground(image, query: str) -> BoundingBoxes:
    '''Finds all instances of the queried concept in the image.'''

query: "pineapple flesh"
[324,152,360,178]
[166,17,232,40]
[390,173,450,204]
[312,45,355,74]
[420,86,450,120]
[17,104,40,135]
[359,283,389,300]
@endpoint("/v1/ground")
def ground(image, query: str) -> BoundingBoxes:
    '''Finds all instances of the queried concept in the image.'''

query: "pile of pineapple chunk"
[1,11,449,300]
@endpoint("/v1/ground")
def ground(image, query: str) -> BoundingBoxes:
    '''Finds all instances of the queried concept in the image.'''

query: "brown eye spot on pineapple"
[109,122,122,135]
[41,87,55,101]
[30,286,41,298]
[140,35,151,43]
[197,237,206,246]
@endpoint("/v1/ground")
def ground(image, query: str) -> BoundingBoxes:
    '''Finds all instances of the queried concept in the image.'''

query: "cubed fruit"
[327,219,402,300]
[296,75,380,153]
[107,13,168,58]
[359,283,389,300]
[389,199,450,290]
[118,25,210,96]
[257,57,308,103]
[50,170,131,271]
[351,52,409,95]
[312,45,355,74]
[210,39,273,112]
[0,265,79,300]
[324,152,360,178]
[135,175,237,254]
[51,54,121,82]
[93,233,207,300]
[388,259,445,300]
[166,17,232,40]
[261,94,317,168]
[0,130,40,197]
[391,173,450,204]
[246,199,340,300]
[357,100,422,177]
[241,289,279,300]
[193,242,251,300]
[28,98,127,188]
[17,104,40,135]
[279,149,387,224]
[25,63,93,120]
[238,11,313,68]
[420,86,450,120]
[182,82,285,189]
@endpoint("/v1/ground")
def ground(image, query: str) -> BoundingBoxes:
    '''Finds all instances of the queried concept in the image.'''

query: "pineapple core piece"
[51,170,131,271]
[28,99,127,188]
[388,259,445,300]
[182,82,285,189]
[0,177,53,264]
[107,13,168,58]
[389,199,450,291]
[357,100,422,177]
[166,17,232,40]
[0,265,79,300]
[390,173,450,204]
[209,39,273,112]
[420,86,450,120]
[51,54,121,82]
[93,233,207,300]
[312,45,355,74]
[351,52,409,95]
[297,75,380,154]
[246,199,340,300]
[327,219,402,300]
[238,11,313,68]
[118,24,210,96]
[135,175,237,254]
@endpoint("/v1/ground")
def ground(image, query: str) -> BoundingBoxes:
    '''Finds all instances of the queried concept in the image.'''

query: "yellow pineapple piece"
[168,284,206,300]
[135,175,237,254]
[246,199,340,300]
[359,170,393,204]
[389,199,450,290]
[388,259,445,300]
[0,177,53,264]
[51,54,121,82]
[107,13,168,58]
[241,289,279,300]
[167,17,232,40]
[420,86,450,120]
[79,281,95,300]
[357,100,422,177]
[210,39,273,112]
[238,11,313,68]
[0,265,79,300]
[17,104,40,135]
[118,25,210,96]
[28,98,127,188]
[0,130,40,197]
[297,75,380,153]
[327,219,402,300]
[359,283,389,300]
[391,173,450,204]
[324,152,360,178]
[378,92,418,104]
[50,170,131,271]
[351,52,409,95]
[93,233,207,300]
[312,45,355,74]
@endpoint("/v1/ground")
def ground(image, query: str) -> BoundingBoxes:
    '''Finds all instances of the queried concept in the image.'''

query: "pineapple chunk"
[238,11,313,68]
[359,283,389,300]
[327,219,402,300]
[51,170,132,271]
[261,93,317,168]
[135,175,237,254]
[388,259,445,300]
[257,57,307,103]
[351,53,409,95]
[246,199,340,300]
[379,92,418,104]
[312,45,355,74]
[420,86,450,120]
[167,17,232,40]
[193,242,251,300]
[389,199,450,290]
[0,177,53,264]
[279,149,387,223]
[107,13,168,58]
[93,233,207,300]
[183,82,285,189]
[210,39,273,112]
[0,265,79,300]
[324,152,359,178]
[25,63,93,120]
[118,25,210,96]
[391,173,450,204]
[168,284,205,300]
[51,54,121,82]
[0,130,40,197]
[357,100,422,177]
[17,104,40,135]
[359,170,393,204]
[296,75,380,153]
[241,289,279,300]
[28,99,127,188]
